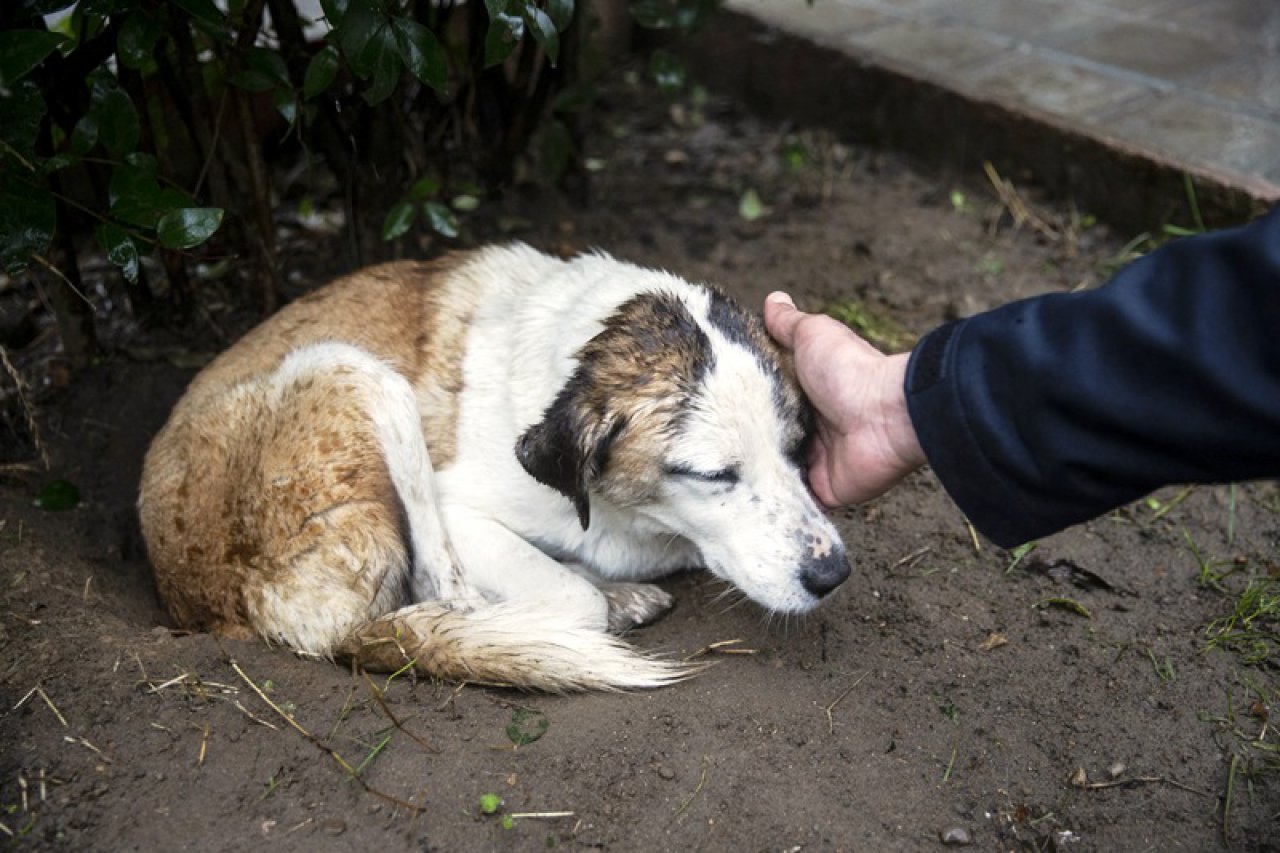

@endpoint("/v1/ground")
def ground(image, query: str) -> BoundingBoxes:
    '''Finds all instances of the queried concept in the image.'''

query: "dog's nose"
[800,550,851,598]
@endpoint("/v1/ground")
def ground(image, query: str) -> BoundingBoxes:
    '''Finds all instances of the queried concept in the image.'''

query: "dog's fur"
[138,245,850,691]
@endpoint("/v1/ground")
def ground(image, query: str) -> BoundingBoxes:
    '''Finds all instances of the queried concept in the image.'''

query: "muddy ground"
[2,71,1278,851]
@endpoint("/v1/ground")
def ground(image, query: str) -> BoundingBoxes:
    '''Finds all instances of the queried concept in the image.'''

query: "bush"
[0,0,614,365]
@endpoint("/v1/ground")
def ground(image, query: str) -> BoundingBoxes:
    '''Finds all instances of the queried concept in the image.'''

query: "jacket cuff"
[904,320,1038,548]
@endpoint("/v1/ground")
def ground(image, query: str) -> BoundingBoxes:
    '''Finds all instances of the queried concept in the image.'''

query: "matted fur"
[138,245,850,691]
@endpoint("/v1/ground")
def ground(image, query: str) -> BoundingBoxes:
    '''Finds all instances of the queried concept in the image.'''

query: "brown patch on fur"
[138,252,483,639]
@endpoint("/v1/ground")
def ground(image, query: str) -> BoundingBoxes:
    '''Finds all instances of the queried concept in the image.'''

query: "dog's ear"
[516,379,626,530]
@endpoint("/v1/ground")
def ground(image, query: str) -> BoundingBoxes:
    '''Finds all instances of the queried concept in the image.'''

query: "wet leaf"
[96,223,140,283]
[303,44,340,99]
[35,479,80,511]
[381,201,416,241]
[391,16,446,91]
[156,208,224,249]
[89,75,141,157]
[523,6,559,65]
[0,179,55,276]
[0,30,65,87]
[423,201,458,238]
[118,12,166,72]
[0,79,47,160]
[484,12,523,68]
[547,0,573,31]
[505,708,548,746]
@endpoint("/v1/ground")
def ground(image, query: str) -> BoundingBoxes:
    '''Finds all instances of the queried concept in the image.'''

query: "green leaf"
[0,79,47,161]
[118,12,166,72]
[407,177,440,202]
[171,0,225,28]
[362,37,401,105]
[505,708,548,746]
[303,44,340,99]
[0,178,55,275]
[546,0,574,32]
[390,16,446,91]
[478,793,502,815]
[273,88,297,130]
[738,188,767,221]
[109,160,191,229]
[648,48,685,95]
[89,75,141,157]
[339,1,386,77]
[483,13,523,68]
[156,208,224,249]
[34,479,80,512]
[381,201,416,240]
[318,0,348,26]
[95,223,140,283]
[523,6,559,65]
[0,30,65,88]
[423,201,458,238]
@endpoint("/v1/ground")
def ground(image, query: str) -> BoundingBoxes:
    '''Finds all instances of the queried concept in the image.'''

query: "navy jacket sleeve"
[904,204,1280,548]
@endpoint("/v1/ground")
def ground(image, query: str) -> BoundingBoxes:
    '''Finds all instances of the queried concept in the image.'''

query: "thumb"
[764,291,801,348]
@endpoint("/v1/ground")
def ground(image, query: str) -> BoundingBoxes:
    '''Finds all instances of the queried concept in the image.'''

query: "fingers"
[764,291,801,348]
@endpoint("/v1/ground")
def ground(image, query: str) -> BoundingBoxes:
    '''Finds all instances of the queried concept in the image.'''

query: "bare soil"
[3,72,1278,851]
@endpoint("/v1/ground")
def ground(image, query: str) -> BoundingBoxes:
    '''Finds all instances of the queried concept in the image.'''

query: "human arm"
[766,204,1280,547]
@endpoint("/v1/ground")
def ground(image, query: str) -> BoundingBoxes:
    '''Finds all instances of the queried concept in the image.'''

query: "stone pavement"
[684,0,1280,229]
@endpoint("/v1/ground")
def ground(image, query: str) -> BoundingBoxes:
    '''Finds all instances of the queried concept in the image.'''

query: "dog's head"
[517,283,849,614]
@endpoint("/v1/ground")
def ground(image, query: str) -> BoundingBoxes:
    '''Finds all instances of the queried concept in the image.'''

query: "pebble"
[939,826,972,845]
[321,818,347,836]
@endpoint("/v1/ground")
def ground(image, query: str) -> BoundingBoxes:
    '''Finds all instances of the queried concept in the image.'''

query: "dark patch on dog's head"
[517,292,712,528]
[705,286,811,456]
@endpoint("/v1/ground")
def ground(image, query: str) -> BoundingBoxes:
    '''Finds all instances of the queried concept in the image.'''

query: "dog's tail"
[336,601,702,692]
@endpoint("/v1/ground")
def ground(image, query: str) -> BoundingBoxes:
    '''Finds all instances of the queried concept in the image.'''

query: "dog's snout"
[799,550,851,598]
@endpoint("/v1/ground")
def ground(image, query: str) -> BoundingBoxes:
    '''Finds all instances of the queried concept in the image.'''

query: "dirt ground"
[2,71,1278,851]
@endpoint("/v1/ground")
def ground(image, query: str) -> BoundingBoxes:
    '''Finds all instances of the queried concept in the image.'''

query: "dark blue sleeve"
[904,205,1280,548]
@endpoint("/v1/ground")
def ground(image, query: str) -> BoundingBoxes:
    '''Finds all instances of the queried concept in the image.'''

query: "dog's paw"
[603,583,675,633]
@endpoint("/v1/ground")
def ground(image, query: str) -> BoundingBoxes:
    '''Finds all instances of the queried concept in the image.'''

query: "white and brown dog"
[138,245,849,690]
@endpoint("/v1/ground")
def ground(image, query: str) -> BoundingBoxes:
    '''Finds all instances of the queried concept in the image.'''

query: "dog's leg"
[554,563,675,632]
[245,343,476,650]
[440,508,615,631]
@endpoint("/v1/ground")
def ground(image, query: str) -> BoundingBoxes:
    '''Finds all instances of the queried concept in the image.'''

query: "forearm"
[905,206,1280,547]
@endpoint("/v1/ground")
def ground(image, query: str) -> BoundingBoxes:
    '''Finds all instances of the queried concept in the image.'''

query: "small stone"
[655,765,675,780]
[939,826,972,845]
[1107,762,1126,779]
[321,818,346,836]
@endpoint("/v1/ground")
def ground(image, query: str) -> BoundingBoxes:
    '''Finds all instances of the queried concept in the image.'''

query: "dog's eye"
[665,464,740,484]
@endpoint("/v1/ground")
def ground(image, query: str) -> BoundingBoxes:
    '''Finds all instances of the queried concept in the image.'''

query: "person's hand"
[764,292,927,507]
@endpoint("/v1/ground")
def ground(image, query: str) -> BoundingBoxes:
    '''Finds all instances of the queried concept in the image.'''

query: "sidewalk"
[684,0,1280,229]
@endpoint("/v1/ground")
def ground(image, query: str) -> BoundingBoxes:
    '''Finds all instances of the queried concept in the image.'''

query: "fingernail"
[766,291,795,307]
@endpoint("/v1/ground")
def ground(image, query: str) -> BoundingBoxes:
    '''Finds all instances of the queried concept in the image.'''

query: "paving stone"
[1106,93,1280,177]
[726,0,889,45]
[916,0,1100,42]
[961,49,1150,122]
[1037,20,1239,84]
[1196,55,1280,119]
[842,19,1015,76]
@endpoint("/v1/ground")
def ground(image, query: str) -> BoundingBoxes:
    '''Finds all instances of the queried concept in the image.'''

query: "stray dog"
[138,245,850,690]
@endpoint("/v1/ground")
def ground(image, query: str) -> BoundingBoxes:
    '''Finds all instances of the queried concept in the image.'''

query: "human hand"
[764,292,927,507]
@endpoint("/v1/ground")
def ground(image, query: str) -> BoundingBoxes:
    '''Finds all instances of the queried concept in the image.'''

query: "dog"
[138,245,850,691]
